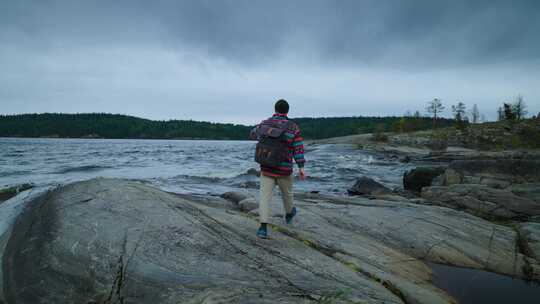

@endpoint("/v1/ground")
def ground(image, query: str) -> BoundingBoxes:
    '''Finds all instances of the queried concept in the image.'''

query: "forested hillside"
[0,113,453,140]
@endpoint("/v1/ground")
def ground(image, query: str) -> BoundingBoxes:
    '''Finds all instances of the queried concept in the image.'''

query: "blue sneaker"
[256,226,268,239]
[285,207,297,224]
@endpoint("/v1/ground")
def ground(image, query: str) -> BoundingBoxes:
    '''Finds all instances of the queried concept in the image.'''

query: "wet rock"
[0,183,34,203]
[238,198,259,212]
[399,155,411,163]
[347,176,392,196]
[246,168,261,177]
[518,223,540,261]
[421,184,540,220]
[220,191,249,204]
[403,167,446,192]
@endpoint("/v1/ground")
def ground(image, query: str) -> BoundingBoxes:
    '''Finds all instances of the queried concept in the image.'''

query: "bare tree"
[426,98,445,129]
[512,94,528,120]
[471,104,480,123]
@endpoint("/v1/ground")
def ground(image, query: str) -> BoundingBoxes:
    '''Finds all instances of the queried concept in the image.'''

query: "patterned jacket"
[249,113,305,177]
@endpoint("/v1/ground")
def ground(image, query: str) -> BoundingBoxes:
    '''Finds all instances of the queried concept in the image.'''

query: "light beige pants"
[259,174,294,223]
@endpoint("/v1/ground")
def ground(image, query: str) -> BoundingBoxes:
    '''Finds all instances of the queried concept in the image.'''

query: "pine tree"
[503,103,516,120]
[451,102,467,129]
[512,95,528,120]
[451,102,467,122]
[497,107,504,121]
[426,98,445,129]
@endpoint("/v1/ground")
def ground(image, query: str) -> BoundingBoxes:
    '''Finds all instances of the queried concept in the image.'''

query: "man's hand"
[298,168,306,180]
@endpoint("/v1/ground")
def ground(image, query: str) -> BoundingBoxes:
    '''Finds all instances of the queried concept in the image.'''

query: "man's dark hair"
[275,99,289,114]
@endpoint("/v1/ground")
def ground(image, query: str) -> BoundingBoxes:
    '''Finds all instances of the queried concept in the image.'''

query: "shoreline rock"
[403,167,446,193]
[2,178,539,303]
[347,176,392,196]
[421,184,540,221]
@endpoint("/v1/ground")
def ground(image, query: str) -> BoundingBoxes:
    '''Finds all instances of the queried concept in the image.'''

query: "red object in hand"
[299,168,306,180]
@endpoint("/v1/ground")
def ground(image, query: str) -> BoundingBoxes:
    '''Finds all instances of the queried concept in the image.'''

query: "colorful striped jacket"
[249,113,305,177]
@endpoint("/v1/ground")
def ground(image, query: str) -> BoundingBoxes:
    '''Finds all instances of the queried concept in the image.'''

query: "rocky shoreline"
[1,134,540,303]
[1,169,539,303]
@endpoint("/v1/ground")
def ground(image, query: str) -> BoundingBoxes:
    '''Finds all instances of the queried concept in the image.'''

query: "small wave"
[3,153,24,157]
[336,167,366,174]
[0,170,32,177]
[54,165,112,174]
[169,174,226,184]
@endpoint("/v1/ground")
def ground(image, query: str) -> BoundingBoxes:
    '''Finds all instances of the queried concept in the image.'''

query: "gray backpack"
[254,120,292,167]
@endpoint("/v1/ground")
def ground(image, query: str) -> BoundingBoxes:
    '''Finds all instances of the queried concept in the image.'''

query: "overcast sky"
[1,0,539,124]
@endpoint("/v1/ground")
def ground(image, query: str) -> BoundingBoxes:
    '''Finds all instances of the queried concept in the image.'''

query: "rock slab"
[422,184,540,220]
[3,178,539,304]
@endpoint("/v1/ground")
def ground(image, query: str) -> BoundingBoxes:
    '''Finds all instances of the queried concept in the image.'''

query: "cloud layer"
[1,0,539,123]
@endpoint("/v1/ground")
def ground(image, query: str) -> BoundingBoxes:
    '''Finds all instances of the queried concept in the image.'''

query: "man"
[249,99,306,239]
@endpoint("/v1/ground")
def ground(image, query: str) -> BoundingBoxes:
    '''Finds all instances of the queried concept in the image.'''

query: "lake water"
[0,138,412,195]
[428,262,540,303]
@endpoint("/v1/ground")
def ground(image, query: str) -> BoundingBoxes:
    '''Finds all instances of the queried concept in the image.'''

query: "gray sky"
[1,0,539,124]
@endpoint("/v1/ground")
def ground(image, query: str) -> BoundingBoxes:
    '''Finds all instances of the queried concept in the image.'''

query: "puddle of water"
[427,262,540,304]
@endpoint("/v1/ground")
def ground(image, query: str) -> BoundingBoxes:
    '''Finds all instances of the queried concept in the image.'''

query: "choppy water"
[0,138,412,195]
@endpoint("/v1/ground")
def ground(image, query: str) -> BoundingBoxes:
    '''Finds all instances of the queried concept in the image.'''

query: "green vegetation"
[396,118,540,150]
[0,113,251,140]
[295,116,452,139]
[0,113,453,140]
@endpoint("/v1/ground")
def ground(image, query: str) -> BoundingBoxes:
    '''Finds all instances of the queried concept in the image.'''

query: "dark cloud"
[0,0,539,122]
[2,0,539,67]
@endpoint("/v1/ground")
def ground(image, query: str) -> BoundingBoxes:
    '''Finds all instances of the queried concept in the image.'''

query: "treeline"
[0,113,453,140]
[295,116,453,139]
[0,113,251,140]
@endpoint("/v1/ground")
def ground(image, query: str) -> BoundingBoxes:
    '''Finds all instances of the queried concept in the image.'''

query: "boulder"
[246,168,261,177]
[421,184,540,220]
[439,169,463,186]
[403,167,446,192]
[238,198,259,212]
[399,155,411,163]
[347,176,392,196]
[220,191,249,204]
